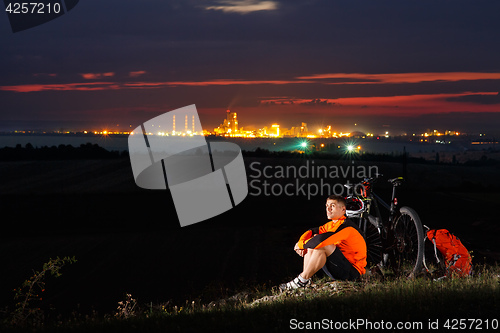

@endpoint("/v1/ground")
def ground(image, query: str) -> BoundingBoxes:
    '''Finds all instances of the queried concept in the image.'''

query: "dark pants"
[322,249,361,281]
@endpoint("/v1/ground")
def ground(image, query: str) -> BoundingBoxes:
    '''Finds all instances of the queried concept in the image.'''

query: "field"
[1,151,499,331]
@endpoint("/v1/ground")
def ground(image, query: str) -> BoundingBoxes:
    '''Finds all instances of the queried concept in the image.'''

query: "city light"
[295,139,312,154]
[70,111,470,144]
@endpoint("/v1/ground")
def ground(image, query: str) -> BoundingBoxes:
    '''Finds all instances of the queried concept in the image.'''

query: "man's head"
[325,195,346,220]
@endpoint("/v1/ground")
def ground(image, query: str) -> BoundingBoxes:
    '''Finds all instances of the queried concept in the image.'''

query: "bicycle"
[344,174,425,277]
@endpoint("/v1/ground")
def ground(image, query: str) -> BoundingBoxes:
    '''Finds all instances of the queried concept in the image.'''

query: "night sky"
[1,0,500,135]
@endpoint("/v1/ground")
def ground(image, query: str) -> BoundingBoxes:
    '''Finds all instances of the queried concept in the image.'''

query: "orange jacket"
[297,216,367,275]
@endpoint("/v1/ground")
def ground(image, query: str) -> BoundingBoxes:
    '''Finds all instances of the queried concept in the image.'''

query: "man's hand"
[294,242,307,257]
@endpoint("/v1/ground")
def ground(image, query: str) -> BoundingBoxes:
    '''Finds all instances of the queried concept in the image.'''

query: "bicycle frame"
[346,175,424,276]
[353,178,402,238]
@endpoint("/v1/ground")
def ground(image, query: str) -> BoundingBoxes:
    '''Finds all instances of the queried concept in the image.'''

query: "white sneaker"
[279,276,311,290]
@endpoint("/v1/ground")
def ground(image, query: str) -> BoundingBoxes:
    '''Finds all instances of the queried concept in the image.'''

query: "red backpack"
[425,229,472,277]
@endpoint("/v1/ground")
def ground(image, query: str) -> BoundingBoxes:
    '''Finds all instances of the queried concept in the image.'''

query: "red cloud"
[80,72,115,80]
[33,73,57,77]
[2,72,500,97]
[129,71,147,77]
[158,79,313,87]
[296,72,500,85]
[259,92,500,116]
[0,82,117,92]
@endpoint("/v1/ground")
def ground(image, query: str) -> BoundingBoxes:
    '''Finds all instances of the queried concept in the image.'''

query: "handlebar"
[345,174,404,188]
[361,173,383,185]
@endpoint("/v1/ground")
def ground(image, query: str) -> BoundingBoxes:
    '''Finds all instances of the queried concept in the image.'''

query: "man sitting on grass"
[280,195,367,290]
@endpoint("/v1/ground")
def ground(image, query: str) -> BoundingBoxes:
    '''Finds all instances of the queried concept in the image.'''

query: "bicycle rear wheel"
[390,206,424,277]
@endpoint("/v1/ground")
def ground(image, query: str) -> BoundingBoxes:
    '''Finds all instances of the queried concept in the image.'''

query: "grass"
[2,264,499,332]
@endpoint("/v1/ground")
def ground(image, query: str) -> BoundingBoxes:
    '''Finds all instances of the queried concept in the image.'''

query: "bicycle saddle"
[388,177,404,186]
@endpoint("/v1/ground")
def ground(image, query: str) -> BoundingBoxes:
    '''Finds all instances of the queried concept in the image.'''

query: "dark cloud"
[3,0,500,80]
[446,92,500,105]
[1,0,500,132]
[298,99,336,107]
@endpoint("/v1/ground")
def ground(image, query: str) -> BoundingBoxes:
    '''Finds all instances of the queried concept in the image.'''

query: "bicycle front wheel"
[359,217,383,268]
[390,206,424,277]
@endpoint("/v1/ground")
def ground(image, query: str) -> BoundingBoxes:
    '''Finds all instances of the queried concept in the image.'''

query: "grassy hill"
[2,264,499,332]
[1,150,499,331]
